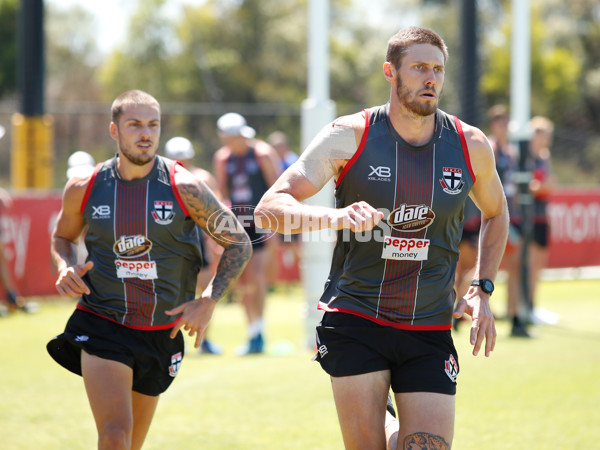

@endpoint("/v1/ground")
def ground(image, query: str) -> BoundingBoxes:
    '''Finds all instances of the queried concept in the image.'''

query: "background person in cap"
[213,113,282,354]
[66,151,96,265]
[164,137,220,195]
[165,136,224,354]
[67,151,96,180]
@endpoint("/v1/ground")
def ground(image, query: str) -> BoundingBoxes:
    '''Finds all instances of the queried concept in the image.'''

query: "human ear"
[109,122,118,141]
[383,61,395,81]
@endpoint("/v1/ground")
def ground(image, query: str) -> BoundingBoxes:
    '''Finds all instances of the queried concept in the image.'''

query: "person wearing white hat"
[67,151,96,180]
[165,137,220,195]
[165,136,223,355]
[66,151,97,266]
[216,112,256,139]
[213,113,282,355]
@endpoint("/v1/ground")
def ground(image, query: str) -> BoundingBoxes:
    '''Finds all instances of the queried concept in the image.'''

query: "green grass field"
[1,278,599,449]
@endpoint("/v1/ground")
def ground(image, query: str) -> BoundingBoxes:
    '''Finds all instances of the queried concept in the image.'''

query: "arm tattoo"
[210,243,251,300]
[404,432,450,450]
[178,177,252,300]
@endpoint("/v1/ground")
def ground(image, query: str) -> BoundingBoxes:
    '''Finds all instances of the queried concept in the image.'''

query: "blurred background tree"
[0,0,18,100]
[0,0,598,186]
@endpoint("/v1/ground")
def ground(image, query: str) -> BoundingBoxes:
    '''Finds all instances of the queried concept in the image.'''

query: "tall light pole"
[509,0,533,315]
[300,0,336,349]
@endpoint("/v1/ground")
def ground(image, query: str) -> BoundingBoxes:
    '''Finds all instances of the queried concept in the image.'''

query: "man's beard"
[395,73,439,117]
[119,137,155,166]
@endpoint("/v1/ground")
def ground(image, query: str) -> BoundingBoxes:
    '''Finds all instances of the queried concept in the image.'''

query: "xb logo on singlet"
[368,165,392,182]
[206,205,278,245]
[92,205,111,220]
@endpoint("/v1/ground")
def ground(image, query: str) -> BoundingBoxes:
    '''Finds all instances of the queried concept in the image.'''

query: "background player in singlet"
[213,113,282,354]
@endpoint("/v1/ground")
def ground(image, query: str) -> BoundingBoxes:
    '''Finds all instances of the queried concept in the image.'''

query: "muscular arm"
[51,177,94,297]
[255,113,383,234]
[466,126,510,282]
[175,167,251,301]
[167,167,251,347]
[455,121,509,357]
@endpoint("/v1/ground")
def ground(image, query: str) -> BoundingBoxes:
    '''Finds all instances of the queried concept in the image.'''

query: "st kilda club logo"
[439,167,465,195]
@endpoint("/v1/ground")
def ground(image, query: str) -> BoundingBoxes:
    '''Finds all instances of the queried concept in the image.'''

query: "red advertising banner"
[547,189,600,268]
[1,189,598,298]
[1,193,61,297]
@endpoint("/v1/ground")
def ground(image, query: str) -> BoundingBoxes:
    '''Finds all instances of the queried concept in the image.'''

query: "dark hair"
[111,90,160,124]
[386,26,448,69]
[488,104,509,122]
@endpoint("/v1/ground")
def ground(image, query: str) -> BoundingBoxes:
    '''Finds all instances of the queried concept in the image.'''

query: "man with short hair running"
[48,90,251,449]
[256,27,508,449]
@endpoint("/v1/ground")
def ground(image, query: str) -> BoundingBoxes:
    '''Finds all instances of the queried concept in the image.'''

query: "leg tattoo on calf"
[404,432,450,450]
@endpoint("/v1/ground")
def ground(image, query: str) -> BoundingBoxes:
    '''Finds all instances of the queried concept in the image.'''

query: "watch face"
[482,279,494,293]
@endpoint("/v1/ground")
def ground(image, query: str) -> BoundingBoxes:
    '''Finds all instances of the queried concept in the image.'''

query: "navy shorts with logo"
[314,312,459,395]
[47,309,185,396]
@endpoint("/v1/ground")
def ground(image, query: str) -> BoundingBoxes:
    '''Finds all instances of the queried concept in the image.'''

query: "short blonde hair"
[529,116,554,135]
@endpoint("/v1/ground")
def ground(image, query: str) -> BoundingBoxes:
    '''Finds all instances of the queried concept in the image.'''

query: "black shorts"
[314,312,459,395]
[47,309,185,396]
[532,222,549,247]
[244,223,270,250]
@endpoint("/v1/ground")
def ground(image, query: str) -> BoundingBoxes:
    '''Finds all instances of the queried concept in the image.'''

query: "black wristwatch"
[471,278,495,295]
